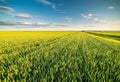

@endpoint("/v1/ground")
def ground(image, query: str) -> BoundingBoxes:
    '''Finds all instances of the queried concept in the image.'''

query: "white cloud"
[0,21,50,26]
[107,6,114,10]
[51,23,68,27]
[81,13,93,19]
[37,0,56,8]
[88,13,92,17]
[0,22,120,31]
[0,21,70,31]
[17,22,33,25]
[35,22,49,26]
[15,13,32,19]
[81,13,108,24]
[0,21,69,28]
[0,21,33,25]
[65,17,72,23]
[0,6,14,14]
[93,18,107,23]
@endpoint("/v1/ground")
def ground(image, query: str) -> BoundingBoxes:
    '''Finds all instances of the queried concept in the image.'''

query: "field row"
[0,32,120,82]
[87,32,120,41]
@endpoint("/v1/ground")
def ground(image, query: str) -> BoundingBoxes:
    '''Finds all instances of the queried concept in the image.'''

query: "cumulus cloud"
[0,6,14,14]
[81,13,93,19]
[0,21,69,28]
[93,18,107,23]
[35,22,49,26]
[37,0,56,8]
[0,21,33,25]
[65,17,72,23]
[107,6,114,10]
[81,13,108,24]
[15,13,32,19]
[0,21,49,26]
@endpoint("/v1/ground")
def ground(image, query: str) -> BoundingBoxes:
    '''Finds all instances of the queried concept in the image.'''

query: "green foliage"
[87,32,120,41]
[0,32,120,82]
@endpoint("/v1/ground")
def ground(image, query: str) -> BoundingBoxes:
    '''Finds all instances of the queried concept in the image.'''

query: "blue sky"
[0,0,120,31]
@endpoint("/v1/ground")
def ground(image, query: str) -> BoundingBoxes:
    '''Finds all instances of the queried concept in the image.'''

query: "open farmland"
[0,32,120,82]
[87,32,120,41]
[91,32,120,36]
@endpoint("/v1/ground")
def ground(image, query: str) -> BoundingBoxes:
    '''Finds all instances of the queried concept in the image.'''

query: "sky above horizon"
[0,0,120,31]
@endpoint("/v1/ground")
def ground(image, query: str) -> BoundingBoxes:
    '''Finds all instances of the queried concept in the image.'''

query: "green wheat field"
[0,31,120,82]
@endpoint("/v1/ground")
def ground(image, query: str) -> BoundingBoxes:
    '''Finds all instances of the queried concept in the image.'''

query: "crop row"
[0,32,120,82]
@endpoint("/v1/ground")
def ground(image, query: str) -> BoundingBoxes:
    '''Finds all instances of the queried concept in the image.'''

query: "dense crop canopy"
[0,32,120,82]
